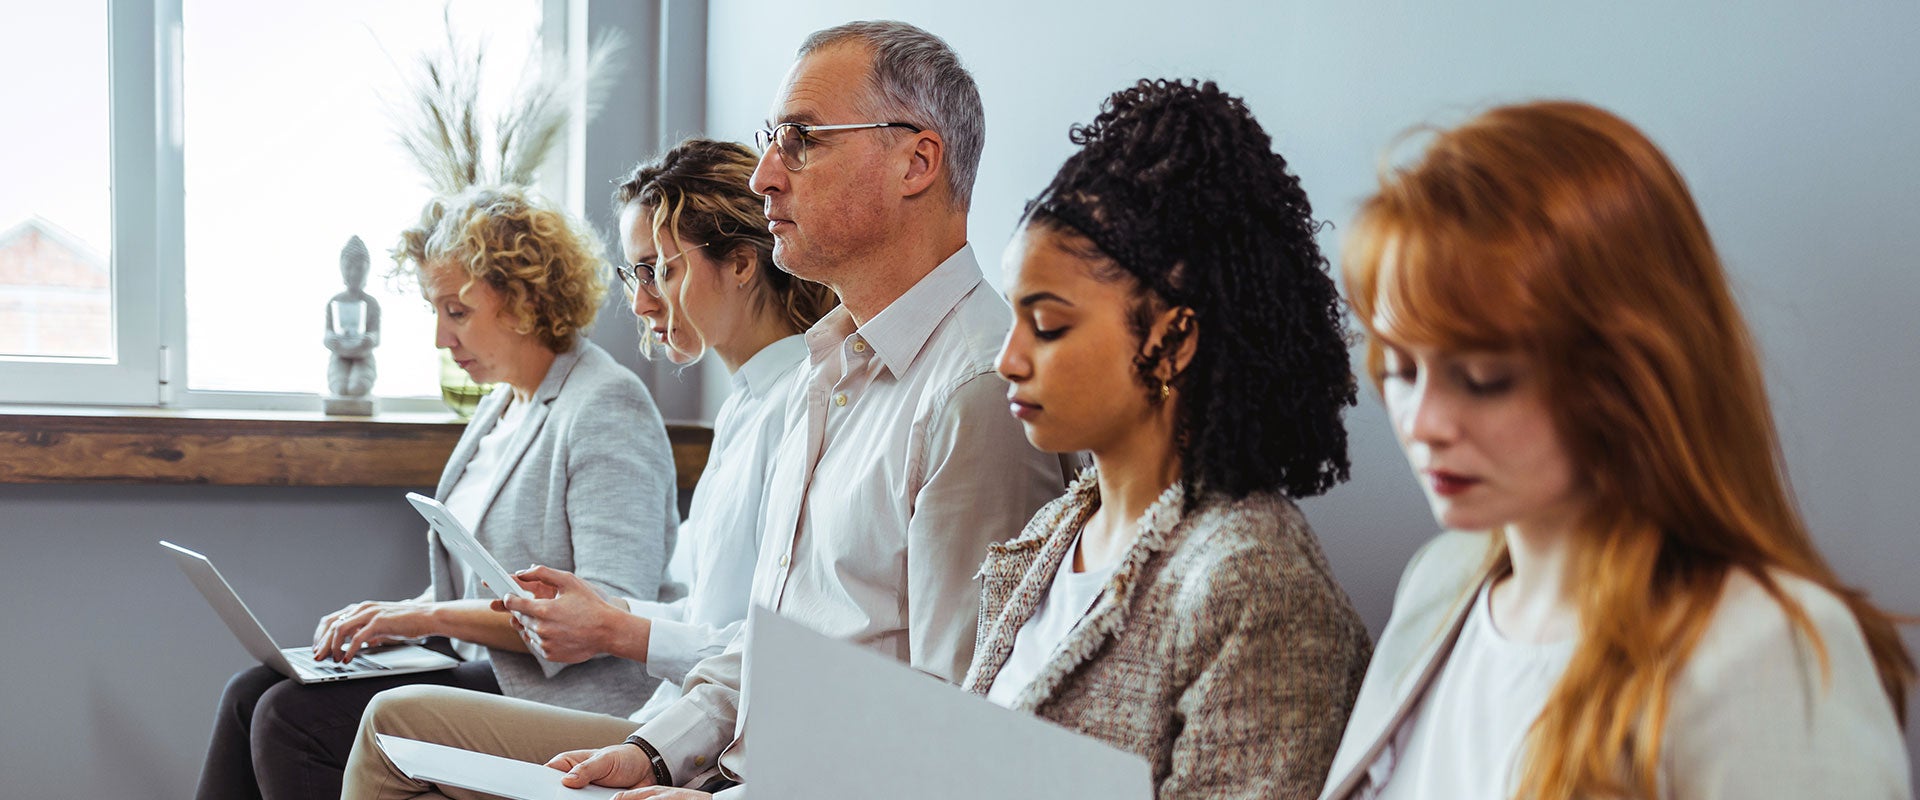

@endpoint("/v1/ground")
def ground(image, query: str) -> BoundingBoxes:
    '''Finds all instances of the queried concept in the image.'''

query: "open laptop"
[162,540,460,684]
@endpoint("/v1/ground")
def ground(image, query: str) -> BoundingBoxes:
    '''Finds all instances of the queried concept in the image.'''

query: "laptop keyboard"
[292,651,392,676]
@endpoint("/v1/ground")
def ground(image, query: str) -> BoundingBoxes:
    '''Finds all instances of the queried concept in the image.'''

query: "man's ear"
[900,130,946,199]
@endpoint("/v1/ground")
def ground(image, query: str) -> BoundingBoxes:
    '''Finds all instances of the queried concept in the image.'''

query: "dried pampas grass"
[389,5,626,195]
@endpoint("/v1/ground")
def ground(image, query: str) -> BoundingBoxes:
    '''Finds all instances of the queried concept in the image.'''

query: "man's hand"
[545,742,656,790]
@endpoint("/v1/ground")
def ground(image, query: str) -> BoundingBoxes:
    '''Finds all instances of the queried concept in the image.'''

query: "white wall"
[706,0,1920,784]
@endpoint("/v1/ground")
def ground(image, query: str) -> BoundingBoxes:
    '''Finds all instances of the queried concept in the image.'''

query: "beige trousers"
[340,684,639,800]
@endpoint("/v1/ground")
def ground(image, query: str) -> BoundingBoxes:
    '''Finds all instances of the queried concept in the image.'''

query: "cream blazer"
[1318,531,1911,800]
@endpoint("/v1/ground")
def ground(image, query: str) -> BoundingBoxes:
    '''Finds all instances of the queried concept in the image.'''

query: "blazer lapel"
[1011,479,1187,712]
[1319,564,1492,800]
[426,380,512,603]
[962,485,1090,693]
[434,385,509,500]
[464,344,584,543]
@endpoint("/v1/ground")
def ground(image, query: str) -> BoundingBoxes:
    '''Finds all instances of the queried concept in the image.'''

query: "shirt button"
[778,553,790,567]
[852,340,867,353]
[694,756,706,766]
[833,393,847,407]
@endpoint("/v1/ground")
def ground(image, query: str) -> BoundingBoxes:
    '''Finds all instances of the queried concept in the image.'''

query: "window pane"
[0,2,112,361]
[182,0,542,396]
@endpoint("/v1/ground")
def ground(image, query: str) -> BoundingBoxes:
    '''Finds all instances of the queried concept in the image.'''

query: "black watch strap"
[623,733,675,788]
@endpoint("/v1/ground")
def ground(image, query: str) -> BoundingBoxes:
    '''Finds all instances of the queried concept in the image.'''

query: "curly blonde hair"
[392,185,607,352]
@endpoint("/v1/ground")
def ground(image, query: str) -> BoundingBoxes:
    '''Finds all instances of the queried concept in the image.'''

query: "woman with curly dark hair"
[961,79,1371,800]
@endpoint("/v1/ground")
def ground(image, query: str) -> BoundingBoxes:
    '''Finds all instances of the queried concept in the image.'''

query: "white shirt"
[985,534,1118,708]
[633,245,1068,793]
[621,335,807,723]
[438,395,533,662]
[1366,584,1576,800]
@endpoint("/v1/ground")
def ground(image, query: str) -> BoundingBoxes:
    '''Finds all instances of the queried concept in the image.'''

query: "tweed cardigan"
[426,339,679,717]
[963,471,1373,800]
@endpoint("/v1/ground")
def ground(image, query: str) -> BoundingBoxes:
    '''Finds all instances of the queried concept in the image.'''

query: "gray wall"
[706,0,1920,784]
[0,484,432,798]
[580,0,724,423]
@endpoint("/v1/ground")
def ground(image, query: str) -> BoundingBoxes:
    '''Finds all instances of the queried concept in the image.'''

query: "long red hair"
[1344,100,1912,799]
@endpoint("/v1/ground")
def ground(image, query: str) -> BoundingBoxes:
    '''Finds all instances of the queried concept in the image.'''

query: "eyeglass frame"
[754,121,925,172]
[615,242,710,298]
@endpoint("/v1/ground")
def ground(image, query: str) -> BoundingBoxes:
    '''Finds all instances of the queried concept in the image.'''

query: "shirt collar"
[847,244,984,377]
[804,305,857,366]
[731,334,808,396]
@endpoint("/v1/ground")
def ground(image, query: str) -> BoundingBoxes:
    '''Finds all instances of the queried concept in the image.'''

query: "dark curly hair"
[1025,78,1355,503]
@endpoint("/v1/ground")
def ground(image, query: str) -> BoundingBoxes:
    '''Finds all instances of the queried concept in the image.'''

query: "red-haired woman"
[1320,101,1912,800]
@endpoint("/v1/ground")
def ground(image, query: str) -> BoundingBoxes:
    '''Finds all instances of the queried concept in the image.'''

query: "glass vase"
[438,348,494,419]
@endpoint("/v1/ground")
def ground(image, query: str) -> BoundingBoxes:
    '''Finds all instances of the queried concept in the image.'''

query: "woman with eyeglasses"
[1317,101,1912,800]
[197,185,679,800]
[337,139,839,800]
[966,79,1371,800]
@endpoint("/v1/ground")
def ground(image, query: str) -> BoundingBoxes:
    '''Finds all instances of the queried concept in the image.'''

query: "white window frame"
[0,0,162,405]
[2,0,577,412]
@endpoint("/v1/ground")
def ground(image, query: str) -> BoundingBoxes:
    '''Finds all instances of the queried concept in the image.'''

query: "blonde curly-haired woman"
[195,186,677,800]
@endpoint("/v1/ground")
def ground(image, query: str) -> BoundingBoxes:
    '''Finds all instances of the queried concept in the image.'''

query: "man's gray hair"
[799,21,984,210]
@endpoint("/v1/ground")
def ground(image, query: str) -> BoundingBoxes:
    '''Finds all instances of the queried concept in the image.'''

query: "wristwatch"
[623,733,675,788]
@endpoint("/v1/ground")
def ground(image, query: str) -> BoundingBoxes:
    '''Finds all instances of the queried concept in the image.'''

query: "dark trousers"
[194,645,500,800]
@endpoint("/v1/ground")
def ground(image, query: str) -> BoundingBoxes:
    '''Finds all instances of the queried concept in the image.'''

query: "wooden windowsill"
[0,405,712,490]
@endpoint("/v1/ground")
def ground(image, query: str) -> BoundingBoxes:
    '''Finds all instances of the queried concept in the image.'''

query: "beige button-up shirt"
[633,245,1068,795]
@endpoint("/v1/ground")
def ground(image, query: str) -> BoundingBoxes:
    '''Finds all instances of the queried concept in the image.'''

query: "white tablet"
[405,492,533,601]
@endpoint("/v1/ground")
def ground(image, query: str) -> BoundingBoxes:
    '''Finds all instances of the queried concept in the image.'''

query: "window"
[0,3,111,362]
[0,0,158,405]
[0,0,559,409]
[181,0,545,401]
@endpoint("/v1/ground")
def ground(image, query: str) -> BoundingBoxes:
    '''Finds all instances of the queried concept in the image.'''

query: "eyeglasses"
[753,121,924,172]
[615,242,709,298]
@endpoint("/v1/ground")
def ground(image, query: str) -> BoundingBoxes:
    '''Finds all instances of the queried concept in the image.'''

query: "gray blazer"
[963,472,1373,800]
[426,338,678,717]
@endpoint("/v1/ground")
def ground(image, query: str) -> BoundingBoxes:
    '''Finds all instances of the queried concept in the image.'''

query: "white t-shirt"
[439,393,533,662]
[985,533,1119,708]
[1367,584,1576,800]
